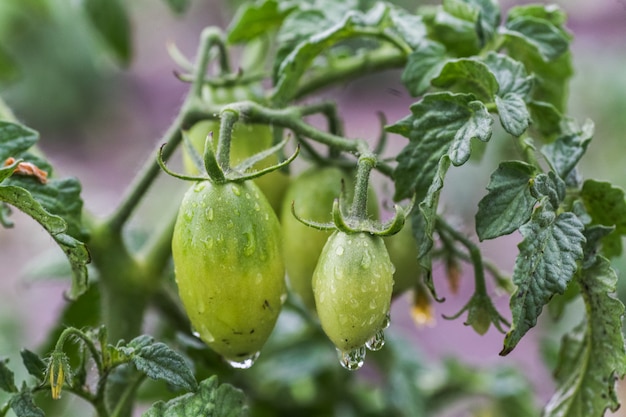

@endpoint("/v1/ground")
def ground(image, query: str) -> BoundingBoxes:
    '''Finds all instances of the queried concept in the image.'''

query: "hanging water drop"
[337,346,366,370]
[191,328,201,339]
[381,312,391,329]
[226,351,260,369]
[365,330,385,351]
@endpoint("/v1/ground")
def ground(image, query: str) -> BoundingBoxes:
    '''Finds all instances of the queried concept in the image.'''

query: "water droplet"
[206,207,214,221]
[381,312,391,329]
[226,351,260,369]
[335,246,345,256]
[365,330,385,351]
[280,293,288,305]
[337,346,366,370]
[244,232,256,256]
[254,203,261,212]
[245,192,251,199]
[255,272,263,284]
[191,328,201,338]
[361,251,371,269]
[369,299,377,310]
[194,182,206,192]
[231,185,241,196]
[226,219,235,229]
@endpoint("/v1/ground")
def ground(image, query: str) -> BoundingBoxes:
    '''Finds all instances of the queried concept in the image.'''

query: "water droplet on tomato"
[244,232,256,256]
[337,346,366,370]
[206,207,214,221]
[335,246,344,256]
[365,330,385,351]
[191,328,201,338]
[369,299,376,309]
[381,312,391,329]
[280,293,288,305]
[226,351,260,369]
[226,219,234,229]
[254,203,261,212]
[194,182,206,192]
[231,185,241,196]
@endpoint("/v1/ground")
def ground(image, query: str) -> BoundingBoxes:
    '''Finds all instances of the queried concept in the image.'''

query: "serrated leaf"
[467,0,501,45]
[20,350,46,381]
[542,119,593,180]
[9,388,45,417]
[227,0,297,44]
[431,58,498,102]
[531,171,565,210]
[390,92,493,201]
[162,0,189,14]
[83,0,132,65]
[580,180,626,258]
[0,185,89,299]
[501,206,585,355]
[132,342,197,392]
[543,256,626,416]
[0,358,17,393]
[401,40,448,97]
[476,161,538,240]
[142,376,248,417]
[503,16,569,62]
[0,122,39,161]
[388,6,427,49]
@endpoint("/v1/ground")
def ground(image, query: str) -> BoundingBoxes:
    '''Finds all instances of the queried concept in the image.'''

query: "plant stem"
[54,327,103,374]
[350,154,376,219]
[216,110,238,172]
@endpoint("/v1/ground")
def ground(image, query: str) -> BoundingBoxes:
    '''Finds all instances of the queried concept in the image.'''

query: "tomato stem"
[350,154,376,220]
[215,109,238,173]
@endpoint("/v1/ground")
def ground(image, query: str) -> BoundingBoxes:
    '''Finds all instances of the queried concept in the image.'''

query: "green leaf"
[132,341,197,392]
[528,101,562,138]
[580,180,626,258]
[531,171,565,210]
[227,0,297,44]
[83,0,132,65]
[387,6,428,49]
[9,387,45,417]
[390,92,493,201]
[162,0,189,14]
[0,122,39,161]
[466,0,501,46]
[0,45,18,84]
[501,205,585,355]
[482,52,532,136]
[542,119,593,180]
[544,256,626,416]
[431,58,498,102]
[0,358,17,393]
[427,8,480,57]
[20,350,46,381]
[401,40,448,97]
[503,16,570,62]
[0,185,90,299]
[476,161,538,240]
[507,4,567,27]
[142,376,248,417]
[581,225,614,269]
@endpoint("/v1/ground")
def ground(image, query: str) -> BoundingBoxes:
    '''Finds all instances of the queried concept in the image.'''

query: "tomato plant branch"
[109,374,146,417]
[216,110,239,172]
[54,327,104,375]
[350,154,376,219]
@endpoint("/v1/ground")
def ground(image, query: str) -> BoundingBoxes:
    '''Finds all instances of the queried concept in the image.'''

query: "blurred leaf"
[19,350,46,381]
[0,122,38,160]
[580,180,626,258]
[501,203,585,355]
[389,92,493,201]
[425,0,481,56]
[527,101,562,138]
[83,0,132,65]
[401,40,447,97]
[506,4,566,27]
[431,58,498,102]
[544,256,626,416]
[143,376,248,417]
[227,0,297,44]
[542,119,593,180]
[8,387,45,417]
[475,161,538,240]
[163,0,190,14]
[503,16,569,62]
[0,45,18,84]
[0,358,17,393]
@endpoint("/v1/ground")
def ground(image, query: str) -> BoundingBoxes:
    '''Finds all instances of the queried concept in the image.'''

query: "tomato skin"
[172,180,286,361]
[280,167,379,310]
[313,231,394,352]
[385,219,420,297]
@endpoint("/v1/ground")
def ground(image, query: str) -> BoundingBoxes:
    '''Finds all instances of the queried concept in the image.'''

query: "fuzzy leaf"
[132,342,197,392]
[20,350,46,381]
[401,40,448,97]
[390,92,492,201]
[143,376,248,417]
[0,122,39,161]
[9,388,45,417]
[426,2,481,56]
[495,94,530,136]
[83,0,132,65]
[501,205,585,355]
[542,119,593,180]
[431,58,498,102]
[476,161,538,240]
[580,180,626,258]
[543,256,626,416]
[503,16,569,62]
[0,358,17,393]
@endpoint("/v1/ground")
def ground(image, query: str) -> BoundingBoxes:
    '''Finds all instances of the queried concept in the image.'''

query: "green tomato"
[280,166,379,310]
[384,218,421,297]
[182,86,289,214]
[313,231,393,352]
[172,180,286,365]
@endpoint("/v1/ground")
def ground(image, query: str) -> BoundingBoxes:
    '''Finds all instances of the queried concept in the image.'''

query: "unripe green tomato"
[384,218,421,297]
[280,167,379,310]
[172,180,286,364]
[313,231,394,352]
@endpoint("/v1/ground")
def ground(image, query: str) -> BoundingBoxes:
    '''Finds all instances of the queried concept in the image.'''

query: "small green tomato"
[172,180,286,366]
[313,231,393,353]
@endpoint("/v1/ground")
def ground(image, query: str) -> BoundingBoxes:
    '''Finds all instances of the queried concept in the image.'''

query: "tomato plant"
[0,0,625,416]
